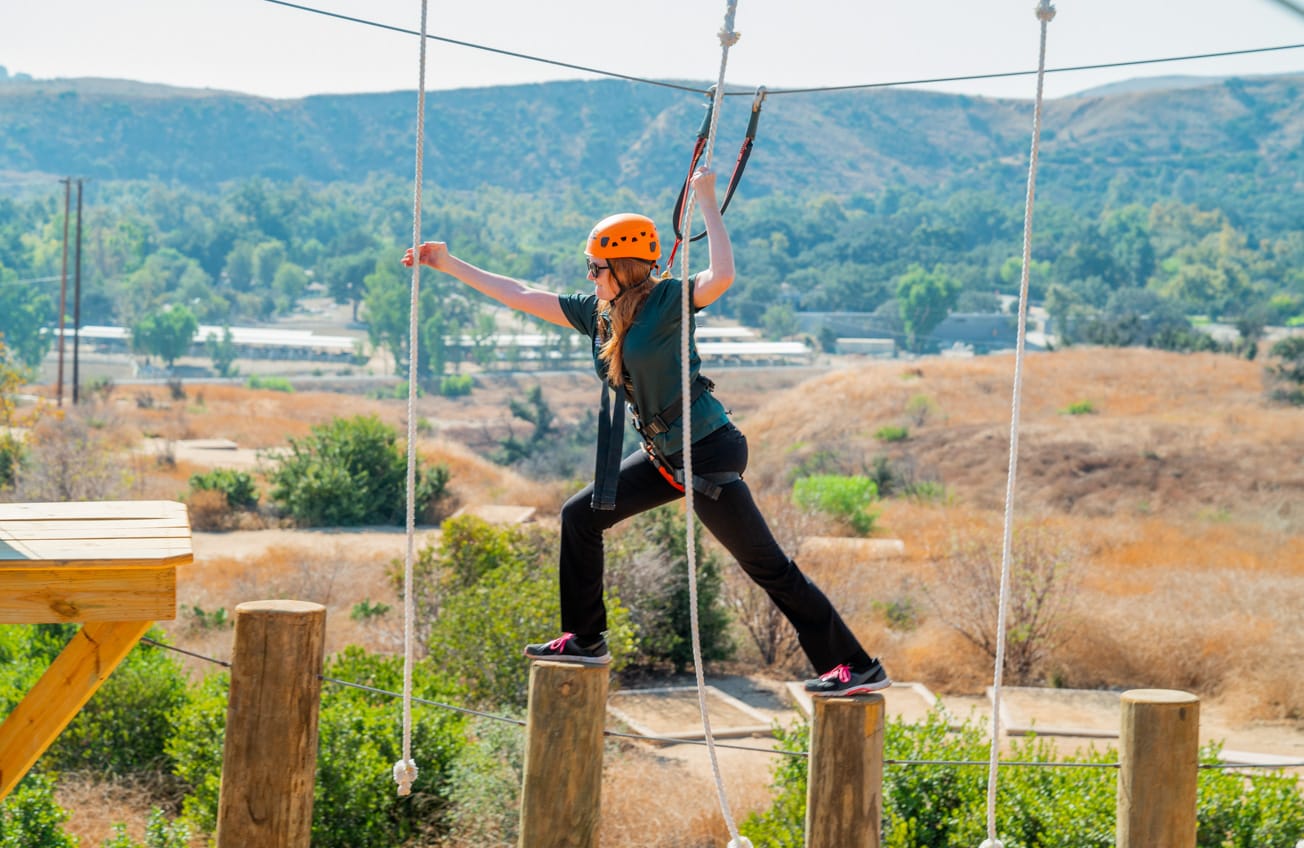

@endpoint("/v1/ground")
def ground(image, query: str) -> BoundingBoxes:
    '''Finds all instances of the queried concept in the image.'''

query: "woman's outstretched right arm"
[402,241,569,328]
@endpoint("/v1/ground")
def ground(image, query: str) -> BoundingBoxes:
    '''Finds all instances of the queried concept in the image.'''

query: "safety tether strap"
[666,86,765,272]
[393,0,430,800]
[591,375,625,511]
[678,4,750,847]
[982,3,1056,847]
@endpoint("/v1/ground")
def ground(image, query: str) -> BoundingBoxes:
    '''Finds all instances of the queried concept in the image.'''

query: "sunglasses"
[586,259,610,277]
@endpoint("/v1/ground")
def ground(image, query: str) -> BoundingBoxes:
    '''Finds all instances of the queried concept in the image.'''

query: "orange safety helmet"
[586,213,660,261]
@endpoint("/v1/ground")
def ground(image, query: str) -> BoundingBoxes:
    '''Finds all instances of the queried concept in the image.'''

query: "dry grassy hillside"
[735,348,1302,720]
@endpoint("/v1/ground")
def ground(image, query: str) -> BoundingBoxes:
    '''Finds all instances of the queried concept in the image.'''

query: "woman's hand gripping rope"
[402,240,451,272]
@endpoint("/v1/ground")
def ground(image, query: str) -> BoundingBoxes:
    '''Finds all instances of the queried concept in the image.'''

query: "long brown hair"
[598,257,657,387]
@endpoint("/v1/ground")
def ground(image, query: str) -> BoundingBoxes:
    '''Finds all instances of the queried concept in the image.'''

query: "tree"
[0,263,53,370]
[130,304,198,367]
[895,264,959,353]
[1266,336,1304,405]
[268,414,449,526]
[205,325,238,377]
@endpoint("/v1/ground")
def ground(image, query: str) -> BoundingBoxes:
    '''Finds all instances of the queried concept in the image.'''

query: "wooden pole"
[518,661,608,848]
[1117,689,1199,848]
[217,600,326,848]
[807,694,885,848]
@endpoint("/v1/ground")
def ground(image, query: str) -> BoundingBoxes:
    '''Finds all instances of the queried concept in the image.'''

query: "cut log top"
[0,500,193,569]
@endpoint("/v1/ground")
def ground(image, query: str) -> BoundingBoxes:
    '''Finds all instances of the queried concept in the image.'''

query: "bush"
[1062,400,1097,415]
[268,414,449,526]
[439,373,474,397]
[99,809,191,848]
[45,632,190,776]
[401,515,634,707]
[184,488,231,532]
[169,651,466,847]
[0,773,76,848]
[792,474,879,535]
[188,468,258,510]
[606,505,734,673]
[245,374,294,392]
[925,526,1080,684]
[874,425,910,442]
[425,544,634,709]
[742,710,1304,848]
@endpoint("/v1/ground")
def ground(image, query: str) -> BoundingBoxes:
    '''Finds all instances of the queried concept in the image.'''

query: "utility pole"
[72,179,83,405]
[56,178,71,407]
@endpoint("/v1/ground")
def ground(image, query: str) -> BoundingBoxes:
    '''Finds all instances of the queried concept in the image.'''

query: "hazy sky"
[2,0,1302,102]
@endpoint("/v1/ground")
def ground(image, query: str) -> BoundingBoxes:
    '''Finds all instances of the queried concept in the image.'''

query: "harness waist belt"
[631,374,715,438]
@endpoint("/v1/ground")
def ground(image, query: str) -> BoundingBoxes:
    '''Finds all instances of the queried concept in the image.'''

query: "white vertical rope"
[678,4,749,846]
[982,2,1056,845]
[393,0,430,800]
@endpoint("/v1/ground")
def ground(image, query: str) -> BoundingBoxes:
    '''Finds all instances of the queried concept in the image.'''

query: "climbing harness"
[982,2,1057,845]
[628,374,742,499]
[664,85,766,273]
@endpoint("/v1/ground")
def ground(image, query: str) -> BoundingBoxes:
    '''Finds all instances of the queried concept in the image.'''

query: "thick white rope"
[981,2,1056,845]
[393,0,430,799]
[678,4,751,847]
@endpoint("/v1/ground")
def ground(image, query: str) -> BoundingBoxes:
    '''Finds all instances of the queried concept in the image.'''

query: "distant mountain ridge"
[2,72,1301,230]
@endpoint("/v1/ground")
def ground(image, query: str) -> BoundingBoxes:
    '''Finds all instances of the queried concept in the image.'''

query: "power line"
[262,1,1303,97]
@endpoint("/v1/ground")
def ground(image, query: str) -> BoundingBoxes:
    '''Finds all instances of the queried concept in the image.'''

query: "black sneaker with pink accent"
[523,633,611,666]
[805,660,891,696]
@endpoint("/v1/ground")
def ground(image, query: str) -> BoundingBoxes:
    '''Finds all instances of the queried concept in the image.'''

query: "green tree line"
[1,175,1300,373]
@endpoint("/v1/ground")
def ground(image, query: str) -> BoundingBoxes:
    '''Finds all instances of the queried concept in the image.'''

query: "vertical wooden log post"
[217,601,327,848]
[807,694,885,848]
[518,661,608,848]
[1118,689,1199,848]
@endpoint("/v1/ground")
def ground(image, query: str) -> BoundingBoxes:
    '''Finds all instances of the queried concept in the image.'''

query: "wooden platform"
[0,500,192,800]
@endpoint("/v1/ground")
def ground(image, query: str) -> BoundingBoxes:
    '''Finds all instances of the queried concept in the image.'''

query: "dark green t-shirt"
[559,279,729,457]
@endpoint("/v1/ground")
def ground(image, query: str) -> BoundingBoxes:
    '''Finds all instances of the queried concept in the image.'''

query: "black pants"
[559,423,871,674]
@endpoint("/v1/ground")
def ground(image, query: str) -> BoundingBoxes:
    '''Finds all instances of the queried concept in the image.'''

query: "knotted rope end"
[727,838,754,848]
[1035,0,1056,22]
[979,840,1005,848]
[393,758,419,796]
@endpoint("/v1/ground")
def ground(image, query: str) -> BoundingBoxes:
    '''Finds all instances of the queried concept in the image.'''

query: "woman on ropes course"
[402,168,889,697]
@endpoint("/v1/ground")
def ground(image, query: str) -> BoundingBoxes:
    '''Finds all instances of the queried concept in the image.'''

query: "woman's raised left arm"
[686,168,735,308]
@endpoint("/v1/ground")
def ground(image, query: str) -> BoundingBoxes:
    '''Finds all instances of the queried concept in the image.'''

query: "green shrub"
[268,414,449,526]
[169,651,466,847]
[45,632,190,776]
[874,425,910,442]
[401,515,634,707]
[245,374,294,393]
[0,626,188,778]
[426,550,634,709]
[439,373,474,397]
[792,474,879,535]
[350,599,391,621]
[1062,400,1097,415]
[741,710,1304,848]
[0,773,76,848]
[188,468,258,510]
[99,809,190,848]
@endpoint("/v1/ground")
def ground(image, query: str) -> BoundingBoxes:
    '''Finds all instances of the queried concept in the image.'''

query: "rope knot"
[1034,0,1056,22]
[727,838,754,848]
[393,758,419,796]
[979,840,1005,848]
[718,27,741,48]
